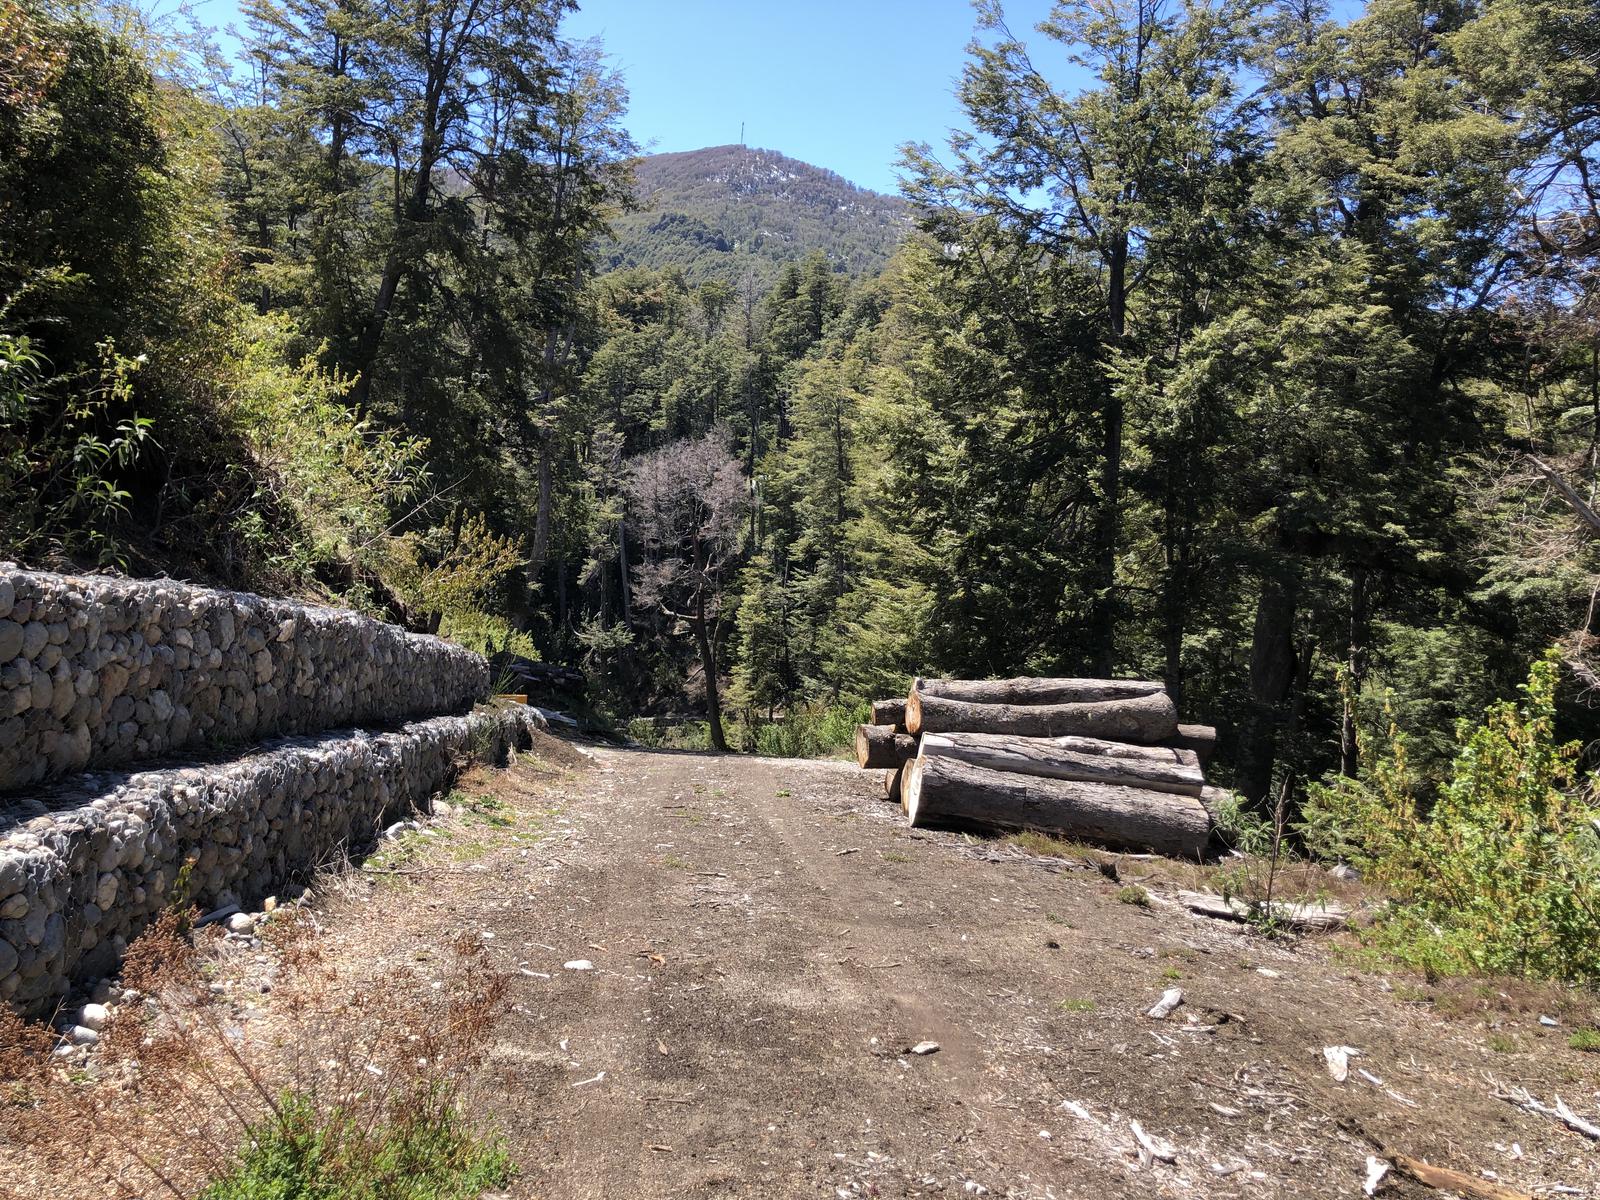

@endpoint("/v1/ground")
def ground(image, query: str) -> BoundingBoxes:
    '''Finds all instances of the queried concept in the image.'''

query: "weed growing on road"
[199,1088,511,1200]
[1057,998,1096,1013]
[1007,830,1089,859]
[1116,885,1151,907]
[460,792,515,828]
[1,912,514,1198]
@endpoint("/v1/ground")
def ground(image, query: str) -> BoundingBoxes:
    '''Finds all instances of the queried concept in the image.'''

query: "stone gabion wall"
[0,705,543,1013]
[0,566,490,793]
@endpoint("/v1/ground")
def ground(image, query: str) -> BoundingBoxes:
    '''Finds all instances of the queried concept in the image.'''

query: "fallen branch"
[1129,1119,1177,1164]
[1528,454,1600,537]
[1493,1083,1600,1140]
[1343,1120,1533,1200]
[1177,889,1348,931]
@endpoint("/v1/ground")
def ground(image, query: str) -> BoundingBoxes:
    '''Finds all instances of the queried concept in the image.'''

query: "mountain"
[599,145,913,286]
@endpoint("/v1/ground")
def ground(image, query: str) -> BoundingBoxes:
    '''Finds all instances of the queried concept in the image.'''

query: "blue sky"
[174,0,1060,194]
[561,0,1058,193]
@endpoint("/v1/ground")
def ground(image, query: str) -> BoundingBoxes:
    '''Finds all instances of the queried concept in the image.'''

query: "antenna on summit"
[740,121,745,146]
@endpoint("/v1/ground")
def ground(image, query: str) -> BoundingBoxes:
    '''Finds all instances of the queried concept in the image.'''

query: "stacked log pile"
[854,677,1220,859]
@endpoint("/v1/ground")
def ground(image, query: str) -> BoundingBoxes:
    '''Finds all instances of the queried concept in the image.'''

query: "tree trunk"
[618,514,631,622]
[906,689,1177,744]
[918,732,1202,796]
[531,431,554,567]
[855,724,918,769]
[1238,573,1298,806]
[693,586,727,752]
[904,754,1210,859]
[1339,566,1369,777]
[871,698,907,731]
[912,677,1164,706]
[1090,229,1129,677]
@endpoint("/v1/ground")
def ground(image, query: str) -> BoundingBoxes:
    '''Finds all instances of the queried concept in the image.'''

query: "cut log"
[972,733,1201,765]
[1197,785,1231,827]
[918,732,1203,796]
[882,767,902,805]
[855,724,918,769]
[905,688,1178,744]
[903,752,1210,859]
[871,699,907,732]
[913,677,1166,706]
[1165,723,1217,764]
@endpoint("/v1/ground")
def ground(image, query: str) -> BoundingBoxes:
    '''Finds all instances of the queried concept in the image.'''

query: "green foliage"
[0,329,151,565]
[1306,652,1600,983]
[220,313,429,579]
[743,701,866,759]
[1115,886,1151,908]
[14,0,1600,858]
[198,1089,512,1200]
[1569,1029,1600,1053]
[625,718,711,751]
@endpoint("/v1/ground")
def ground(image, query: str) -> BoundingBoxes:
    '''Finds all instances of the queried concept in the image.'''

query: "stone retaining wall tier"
[0,566,489,793]
[0,705,545,1014]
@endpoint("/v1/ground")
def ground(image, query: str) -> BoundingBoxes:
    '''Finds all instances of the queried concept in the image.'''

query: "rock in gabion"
[0,565,490,793]
[0,705,545,1014]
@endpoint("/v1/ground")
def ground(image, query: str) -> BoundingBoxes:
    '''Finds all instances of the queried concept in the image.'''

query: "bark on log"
[919,732,1203,796]
[905,688,1178,744]
[855,724,917,769]
[1197,785,1231,827]
[882,767,902,805]
[913,677,1166,706]
[1166,723,1218,764]
[903,752,1210,859]
[871,699,907,731]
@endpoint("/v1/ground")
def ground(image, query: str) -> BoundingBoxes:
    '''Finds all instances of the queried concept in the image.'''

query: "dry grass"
[0,900,513,1199]
[1003,829,1100,860]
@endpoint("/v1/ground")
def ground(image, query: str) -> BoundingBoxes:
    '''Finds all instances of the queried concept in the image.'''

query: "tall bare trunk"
[695,585,727,751]
[1092,231,1129,676]
[618,515,631,622]
[1339,567,1369,777]
[531,432,553,566]
[1239,573,1298,806]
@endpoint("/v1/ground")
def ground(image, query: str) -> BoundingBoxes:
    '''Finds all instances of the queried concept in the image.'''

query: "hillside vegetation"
[600,145,911,285]
[3,0,1600,981]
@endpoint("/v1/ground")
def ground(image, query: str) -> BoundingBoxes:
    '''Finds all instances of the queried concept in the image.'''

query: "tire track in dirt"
[298,739,1600,1200]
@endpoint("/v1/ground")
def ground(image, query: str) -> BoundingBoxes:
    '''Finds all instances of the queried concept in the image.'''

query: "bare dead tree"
[623,427,746,750]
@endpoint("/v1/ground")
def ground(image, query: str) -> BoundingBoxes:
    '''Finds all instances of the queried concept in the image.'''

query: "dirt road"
[304,738,1598,1199]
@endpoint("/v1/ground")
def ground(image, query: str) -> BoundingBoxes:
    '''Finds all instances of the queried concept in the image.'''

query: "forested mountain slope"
[600,145,910,284]
[7,0,1600,995]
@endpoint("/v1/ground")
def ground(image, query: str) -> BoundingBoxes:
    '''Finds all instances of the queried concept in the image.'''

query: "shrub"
[0,328,152,566]
[199,1089,511,1200]
[1305,650,1600,984]
[749,700,868,758]
[2,915,515,1198]
[1568,1029,1600,1053]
